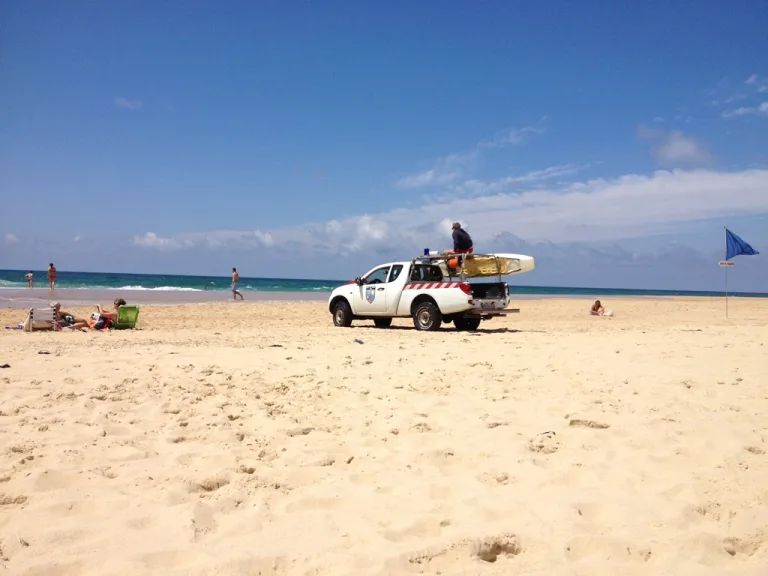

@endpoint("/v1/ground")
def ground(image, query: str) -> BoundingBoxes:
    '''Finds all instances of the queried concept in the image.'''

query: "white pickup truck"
[328,253,535,331]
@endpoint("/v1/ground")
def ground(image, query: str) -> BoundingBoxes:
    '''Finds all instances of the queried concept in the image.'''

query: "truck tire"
[455,317,481,331]
[373,318,392,328]
[332,300,353,327]
[413,301,442,331]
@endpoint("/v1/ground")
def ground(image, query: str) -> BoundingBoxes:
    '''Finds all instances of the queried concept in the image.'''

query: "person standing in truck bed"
[449,222,474,254]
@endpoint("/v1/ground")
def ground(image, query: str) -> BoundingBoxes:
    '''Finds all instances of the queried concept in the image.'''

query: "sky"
[1,0,767,291]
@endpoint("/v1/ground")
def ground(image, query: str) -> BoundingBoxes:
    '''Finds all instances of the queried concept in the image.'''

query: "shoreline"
[0,287,760,311]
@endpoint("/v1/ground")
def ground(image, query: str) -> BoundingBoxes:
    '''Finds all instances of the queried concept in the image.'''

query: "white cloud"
[133,230,273,251]
[722,101,768,118]
[132,169,768,255]
[4,233,20,245]
[133,232,179,249]
[478,126,545,149]
[395,151,478,188]
[453,164,586,197]
[325,220,343,235]
[73,235,81,243]
[396,123,545,189]
[638,126,713,168]
[746,74,759,85]
[114,97,143,110]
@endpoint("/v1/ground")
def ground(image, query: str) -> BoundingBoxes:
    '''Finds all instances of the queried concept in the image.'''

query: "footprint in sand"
[569,419,610,429]
[723,532,767,558]
[188,474,230,494]
[0,493,28,505]
[478,471,513,486]
[528,431,559,454]
[405,532,522,569]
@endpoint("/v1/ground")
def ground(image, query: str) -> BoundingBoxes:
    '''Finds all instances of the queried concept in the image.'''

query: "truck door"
[384,264,405,314]
[356,266,390,315]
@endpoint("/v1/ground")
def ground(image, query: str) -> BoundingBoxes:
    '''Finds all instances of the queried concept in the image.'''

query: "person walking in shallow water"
[25,271,34,288]
[231,267,244,300]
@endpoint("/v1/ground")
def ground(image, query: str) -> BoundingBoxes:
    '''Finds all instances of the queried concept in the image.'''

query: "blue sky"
[2,0,767,291]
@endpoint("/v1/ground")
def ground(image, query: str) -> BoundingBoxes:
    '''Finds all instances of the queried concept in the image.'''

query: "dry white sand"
[1,298,767,575]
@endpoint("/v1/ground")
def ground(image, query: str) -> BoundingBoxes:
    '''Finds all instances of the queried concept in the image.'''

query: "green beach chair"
[112,305,140,330]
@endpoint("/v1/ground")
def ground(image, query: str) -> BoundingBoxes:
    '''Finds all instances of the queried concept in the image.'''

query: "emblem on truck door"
[365,287,376,303]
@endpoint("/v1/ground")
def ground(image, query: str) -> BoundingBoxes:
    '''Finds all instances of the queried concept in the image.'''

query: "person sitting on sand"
[91,298,126,329]
[590,300,613,317]
[51,302,89,330]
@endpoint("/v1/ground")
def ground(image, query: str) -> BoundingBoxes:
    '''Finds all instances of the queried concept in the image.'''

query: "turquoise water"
[0,270,340,293]
[1,269,766,298]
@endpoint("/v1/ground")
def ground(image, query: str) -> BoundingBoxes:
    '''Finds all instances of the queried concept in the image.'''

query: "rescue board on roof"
[438,253,536,278]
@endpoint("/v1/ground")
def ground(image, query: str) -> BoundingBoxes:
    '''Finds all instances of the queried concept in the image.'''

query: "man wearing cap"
[51,302,89,330]
[448,222,473,254]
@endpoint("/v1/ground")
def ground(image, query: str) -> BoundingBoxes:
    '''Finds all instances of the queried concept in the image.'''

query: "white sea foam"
[115,285,203,292]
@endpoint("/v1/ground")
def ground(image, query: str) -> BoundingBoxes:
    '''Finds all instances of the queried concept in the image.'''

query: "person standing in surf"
[231,267,244,301]
[47,263,57,291]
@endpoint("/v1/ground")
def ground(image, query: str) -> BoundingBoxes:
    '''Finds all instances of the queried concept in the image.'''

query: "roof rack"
[411,252,495,261]
[411,252,505,282]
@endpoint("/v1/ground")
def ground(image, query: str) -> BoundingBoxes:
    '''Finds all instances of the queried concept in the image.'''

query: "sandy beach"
[1,297,766,575]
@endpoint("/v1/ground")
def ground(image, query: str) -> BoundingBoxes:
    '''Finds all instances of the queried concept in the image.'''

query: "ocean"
[0,269,339,293]
[1,269,766,300]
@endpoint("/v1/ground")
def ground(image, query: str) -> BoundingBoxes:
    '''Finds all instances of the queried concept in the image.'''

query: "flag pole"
[724,226,729,319]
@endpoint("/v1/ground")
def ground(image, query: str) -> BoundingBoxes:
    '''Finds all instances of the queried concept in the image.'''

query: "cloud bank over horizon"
[3,167,767,292]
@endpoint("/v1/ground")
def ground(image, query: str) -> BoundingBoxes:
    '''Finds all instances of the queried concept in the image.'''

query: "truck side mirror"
[355,277,363,286]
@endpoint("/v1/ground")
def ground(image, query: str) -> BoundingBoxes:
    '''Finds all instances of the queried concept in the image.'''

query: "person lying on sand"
[51,302,89,330]
[91,298,127,330]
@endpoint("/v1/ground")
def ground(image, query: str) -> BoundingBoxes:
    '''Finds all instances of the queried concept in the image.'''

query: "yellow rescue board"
[437,253,536,278]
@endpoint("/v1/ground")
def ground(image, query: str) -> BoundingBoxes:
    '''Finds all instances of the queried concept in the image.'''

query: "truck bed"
[469,282,507,300]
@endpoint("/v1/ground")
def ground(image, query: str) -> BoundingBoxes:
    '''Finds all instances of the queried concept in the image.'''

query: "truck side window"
[428,266,444,282]
[388,265,403,283]
[364,267,390,285]
[411,265,425,281]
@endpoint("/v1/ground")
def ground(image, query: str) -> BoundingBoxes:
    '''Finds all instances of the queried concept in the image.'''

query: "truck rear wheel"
[332,300,353,327]
[455,317,481,331]
[413,302,442,331]
[373,318,392,328]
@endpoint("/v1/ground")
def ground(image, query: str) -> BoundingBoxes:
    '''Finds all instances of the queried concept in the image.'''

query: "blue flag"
[725,228,759,260]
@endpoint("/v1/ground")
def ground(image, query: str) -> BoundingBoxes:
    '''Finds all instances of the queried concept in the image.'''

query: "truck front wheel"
[332,300,353,327]
[413,302,442,331]
[455,317,481,331]
[373,318,392,328]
